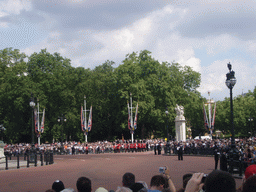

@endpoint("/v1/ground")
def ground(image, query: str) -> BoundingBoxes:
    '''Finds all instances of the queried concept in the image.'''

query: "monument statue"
[174,104,186,141]
[0,125,6,163]
[0,140,5,163]
[175,104,184,117]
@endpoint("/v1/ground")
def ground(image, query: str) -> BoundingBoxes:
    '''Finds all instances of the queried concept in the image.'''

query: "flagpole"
[37,99,40,146]
[208,92,212,137]
[130,93,134,143]
[84,96,87,143]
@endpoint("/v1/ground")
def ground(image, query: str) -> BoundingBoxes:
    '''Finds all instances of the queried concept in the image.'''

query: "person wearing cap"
[237,164,256,192]
[52,180,65,192]
[95,187,108,192]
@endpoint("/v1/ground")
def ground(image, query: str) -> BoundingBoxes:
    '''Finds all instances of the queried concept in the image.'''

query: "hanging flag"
[134,103,139,130]
[211,103,217,130]
[81,106,85,131]
[41,108,45,133]
[127,102,131,130]
[88,106,92,131]
[34,108,39,133]
[203,104,209,130]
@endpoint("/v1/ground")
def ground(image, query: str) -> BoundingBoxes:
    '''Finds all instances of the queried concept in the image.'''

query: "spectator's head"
[52,180,65,192]
[205,170,236,192]
[150,175,166,190]
[244,164,256,180]
[45,190,55,192]
[122,172,135,188]
[242,175,256,192]
[130,183,144,192]
[76,177,92,192]
[137,181,148,189]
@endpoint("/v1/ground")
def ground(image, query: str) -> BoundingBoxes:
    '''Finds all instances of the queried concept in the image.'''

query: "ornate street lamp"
[165,109,170,155]
[225,62,239,174]
[29,93,36,163]
[248,116,253,137]
[58,114,66,154]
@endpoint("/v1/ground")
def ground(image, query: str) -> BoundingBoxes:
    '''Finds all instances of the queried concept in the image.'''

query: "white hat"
[95,187,108,192]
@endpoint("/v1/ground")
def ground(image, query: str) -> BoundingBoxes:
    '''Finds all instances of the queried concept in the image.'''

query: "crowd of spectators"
[4,137,256,161]
[3,137,256,192]
[44,164,256,192]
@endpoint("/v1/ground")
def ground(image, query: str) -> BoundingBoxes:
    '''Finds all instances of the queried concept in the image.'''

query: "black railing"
[1,151,53,170]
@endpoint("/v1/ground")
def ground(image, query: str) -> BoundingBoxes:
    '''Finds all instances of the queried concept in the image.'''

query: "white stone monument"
[174,104,186,141]
[0,141,5,163]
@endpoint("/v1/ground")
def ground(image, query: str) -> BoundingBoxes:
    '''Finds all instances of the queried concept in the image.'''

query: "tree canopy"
[0,48,255,143]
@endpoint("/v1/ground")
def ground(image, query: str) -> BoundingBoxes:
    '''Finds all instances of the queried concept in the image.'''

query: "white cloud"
[17,2,256,101]
[0,0,32,15]
[203,34,239,56]
[198,60,228,95]
[0,0,32,28]
[0,22,8,28]
[176,49,201,72]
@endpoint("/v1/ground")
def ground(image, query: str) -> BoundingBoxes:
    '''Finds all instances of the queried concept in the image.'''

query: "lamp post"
[58,114,66,154]
[248,116,253,137]
[225,62,238,174]
[29,93,36,162]
[165,110,170,155]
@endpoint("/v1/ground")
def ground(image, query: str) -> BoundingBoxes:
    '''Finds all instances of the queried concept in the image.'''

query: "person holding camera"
[184,170,236,192]
[148,166,176,192]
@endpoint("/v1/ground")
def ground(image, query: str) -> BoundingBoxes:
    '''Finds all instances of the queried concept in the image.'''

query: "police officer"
[157,142,162,155]
[220,148,228,171]
[154,143,157,155]
[177,143,183,160]
[72,145,75,155]
[214,143,220,169]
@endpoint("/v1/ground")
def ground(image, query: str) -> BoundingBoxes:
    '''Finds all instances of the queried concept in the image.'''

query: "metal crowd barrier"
[2,151,54,170]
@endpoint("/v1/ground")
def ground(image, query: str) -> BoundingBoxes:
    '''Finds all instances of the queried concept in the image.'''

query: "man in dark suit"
[177,144,183,160]
[154,143,157,155]
[214,143,220,170]
[157,143,161,155]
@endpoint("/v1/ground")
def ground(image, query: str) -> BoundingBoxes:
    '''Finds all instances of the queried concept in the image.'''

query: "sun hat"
[245,164,256,179]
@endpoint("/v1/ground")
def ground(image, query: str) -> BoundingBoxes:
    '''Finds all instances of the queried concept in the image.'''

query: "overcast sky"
[1,0,256,101]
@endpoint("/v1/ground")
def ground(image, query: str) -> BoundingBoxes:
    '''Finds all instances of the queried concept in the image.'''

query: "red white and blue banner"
[81,106,85,131]
[34,108,39,133]
[40,108,45,133]
[88,106,92,131]
[211,102,216,130]
[134,103,139,130]
[127,102,131,131]
[203,104,209,130]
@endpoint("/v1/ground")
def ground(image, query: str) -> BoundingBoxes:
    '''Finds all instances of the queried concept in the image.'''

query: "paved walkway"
[0,152,244,192]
